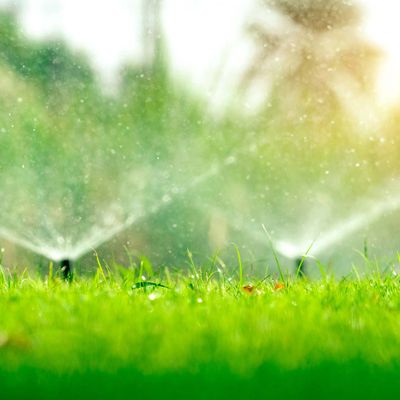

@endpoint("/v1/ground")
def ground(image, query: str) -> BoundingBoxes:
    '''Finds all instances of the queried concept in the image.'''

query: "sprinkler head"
[60,259,73,281]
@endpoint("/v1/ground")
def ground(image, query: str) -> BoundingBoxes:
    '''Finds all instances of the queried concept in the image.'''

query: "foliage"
[243,0,381,113]
[1,264,400,398]
[0,12,95,94]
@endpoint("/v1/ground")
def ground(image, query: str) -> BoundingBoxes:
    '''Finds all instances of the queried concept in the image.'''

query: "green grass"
[2,263,400,399]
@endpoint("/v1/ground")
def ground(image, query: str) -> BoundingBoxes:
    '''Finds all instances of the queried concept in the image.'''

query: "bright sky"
[0,0,400,105]
[363,0,400,104]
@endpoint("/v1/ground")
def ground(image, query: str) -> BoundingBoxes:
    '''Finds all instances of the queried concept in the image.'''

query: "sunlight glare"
[363,0,400,105]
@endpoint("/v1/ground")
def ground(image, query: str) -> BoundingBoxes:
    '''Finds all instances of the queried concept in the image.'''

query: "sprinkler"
[60,259,73,281]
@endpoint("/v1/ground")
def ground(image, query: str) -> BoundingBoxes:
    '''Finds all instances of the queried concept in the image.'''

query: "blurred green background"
[1,0,400,275]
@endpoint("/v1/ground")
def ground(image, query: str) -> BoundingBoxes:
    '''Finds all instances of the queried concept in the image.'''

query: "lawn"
[1,262,400,399]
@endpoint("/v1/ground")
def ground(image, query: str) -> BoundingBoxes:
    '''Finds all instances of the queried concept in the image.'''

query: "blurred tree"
[241,0,381,120]
[0,11,95,98]
[117,0,171,149]
[142,0,164,71]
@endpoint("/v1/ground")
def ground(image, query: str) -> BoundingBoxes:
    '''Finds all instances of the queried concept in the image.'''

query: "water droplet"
[225,156,236,165]
[148,293,157,301]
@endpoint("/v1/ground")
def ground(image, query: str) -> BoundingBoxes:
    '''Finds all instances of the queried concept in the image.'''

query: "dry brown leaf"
[274,282,285,291]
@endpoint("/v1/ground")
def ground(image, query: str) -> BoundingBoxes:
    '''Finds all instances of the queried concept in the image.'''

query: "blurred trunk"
[142,0,163,69]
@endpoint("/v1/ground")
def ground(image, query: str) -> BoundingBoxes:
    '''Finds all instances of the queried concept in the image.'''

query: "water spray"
[60,259,73,281]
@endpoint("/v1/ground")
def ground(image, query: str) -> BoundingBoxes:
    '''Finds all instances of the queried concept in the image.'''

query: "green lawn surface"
[1,264,400,399]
